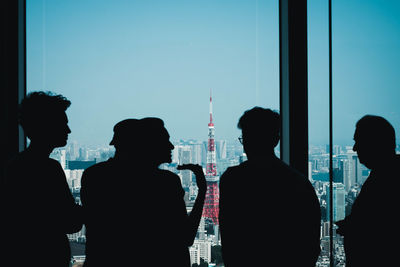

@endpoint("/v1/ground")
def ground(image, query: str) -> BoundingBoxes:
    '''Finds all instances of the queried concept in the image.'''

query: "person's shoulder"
[85,160,111,173]
[81,159,113,182]
[273,158,305,179]
[272,158,315,188]
[47,157,63,168]
[157,169,181,181]
[229,161,249,172]
[220,162,247,184]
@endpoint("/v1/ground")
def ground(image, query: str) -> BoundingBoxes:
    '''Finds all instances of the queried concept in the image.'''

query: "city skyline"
[24,1,400,266]
[54,139,390,266]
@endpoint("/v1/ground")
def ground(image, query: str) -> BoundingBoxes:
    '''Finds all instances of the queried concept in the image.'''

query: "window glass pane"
[27,1,279,265]
[309,1,400,266]
[332,1,400,266]
[308,0,332,266]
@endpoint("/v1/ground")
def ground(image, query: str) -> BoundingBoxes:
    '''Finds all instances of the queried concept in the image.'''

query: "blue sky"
[27,0,399,146]
[309,0,400,145]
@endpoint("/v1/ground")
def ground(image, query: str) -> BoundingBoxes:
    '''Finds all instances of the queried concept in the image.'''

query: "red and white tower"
[203,90,219,225]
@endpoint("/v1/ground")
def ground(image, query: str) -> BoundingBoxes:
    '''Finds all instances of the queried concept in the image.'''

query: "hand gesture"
[335,220,346,236]
[177,164,207,192]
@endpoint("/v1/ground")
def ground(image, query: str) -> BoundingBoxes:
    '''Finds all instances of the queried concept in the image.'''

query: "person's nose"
[67,125,71,134]
[353,143,357,152]
[169,141,174,150]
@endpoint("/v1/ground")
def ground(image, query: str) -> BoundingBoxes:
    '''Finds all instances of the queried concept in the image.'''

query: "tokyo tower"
[203,90,219,225]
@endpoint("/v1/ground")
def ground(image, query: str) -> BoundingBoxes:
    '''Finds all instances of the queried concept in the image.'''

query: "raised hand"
[177,164,207,192]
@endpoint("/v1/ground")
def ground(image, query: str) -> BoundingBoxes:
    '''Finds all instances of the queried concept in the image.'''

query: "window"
[309,0,400,266]
[26,1,279,266]
[308,0,331,265]
[332,1,400,265]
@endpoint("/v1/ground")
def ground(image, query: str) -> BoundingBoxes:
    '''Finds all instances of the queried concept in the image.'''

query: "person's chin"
[55,139,68,148]
[358,157,371,169]
[156,156,172,166]
[164,154,172,163]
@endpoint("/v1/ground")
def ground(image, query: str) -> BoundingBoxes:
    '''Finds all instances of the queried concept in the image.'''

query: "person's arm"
[177,164,207,246]
[335,218,347,236]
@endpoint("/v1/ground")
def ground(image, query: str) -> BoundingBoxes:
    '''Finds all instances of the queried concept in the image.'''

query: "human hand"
[335,220,345,236]
[177,164,207,192]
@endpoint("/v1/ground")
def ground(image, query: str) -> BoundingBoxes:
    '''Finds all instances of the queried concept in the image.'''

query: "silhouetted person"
[336,115,400,267]
[81,118,206,266]
[219,107,321,267]
[2,91,83,266]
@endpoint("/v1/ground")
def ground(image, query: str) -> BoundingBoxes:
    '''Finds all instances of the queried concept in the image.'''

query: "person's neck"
[247,151,277,162]
[27,141,54,158]
[114,153,159,169]
[372,151,396,170]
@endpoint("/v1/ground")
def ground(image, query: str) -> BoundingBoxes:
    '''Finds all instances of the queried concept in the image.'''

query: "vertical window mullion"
[19,0,27,151]
[328,0,334,266]
[279,0,308,176]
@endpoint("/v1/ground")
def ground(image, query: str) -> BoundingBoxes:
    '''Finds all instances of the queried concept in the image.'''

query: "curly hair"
[19,91,71,138]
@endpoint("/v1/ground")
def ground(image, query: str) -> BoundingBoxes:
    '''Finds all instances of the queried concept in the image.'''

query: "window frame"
[6,0,338,266]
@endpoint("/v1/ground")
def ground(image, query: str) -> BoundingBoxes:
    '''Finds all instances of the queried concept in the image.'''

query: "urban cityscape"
[45,85,397,267]
[25,1,400,264]
[49,136,400,267]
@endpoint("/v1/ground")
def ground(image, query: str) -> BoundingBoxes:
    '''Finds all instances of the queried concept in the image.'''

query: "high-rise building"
[333,145,341,156]
[342,158,353,192]
[79,147,89,161]
[189,143,202,165]
[321,221,330,238]
[60,149,67,170]
[350,154,363,185]
[64,169,84,190]
[50,148,67,169]
[327,183,346,222]
[189,239,212,266]
[67,140,79,160]
[171,145,179,163]
[216,140,227,160]
[201,141,208,166]
[179,146,192,188]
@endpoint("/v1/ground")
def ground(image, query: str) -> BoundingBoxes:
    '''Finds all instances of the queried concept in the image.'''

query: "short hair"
[140,117,166,141]
[238,107,281,144]
[19,91,71,137]
[109,119,140,146]
[356,115,396,150]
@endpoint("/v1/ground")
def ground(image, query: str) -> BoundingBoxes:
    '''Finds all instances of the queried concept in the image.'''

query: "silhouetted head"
[140,117,174,166]
[110,119,141,156]
[19,91,71,149]
[238,107,280,159]
[353,115,396,169]
[110,117,174,166]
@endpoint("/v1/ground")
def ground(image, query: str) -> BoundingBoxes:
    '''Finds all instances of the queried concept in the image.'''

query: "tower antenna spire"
[209,89,213,125]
